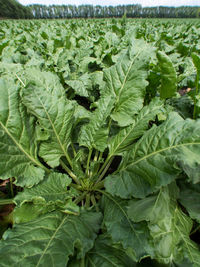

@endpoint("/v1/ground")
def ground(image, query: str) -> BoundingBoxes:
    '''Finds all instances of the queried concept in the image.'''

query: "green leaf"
[108,98,164,156]
[86,234,137,266]
[78,94,114,152]
[192,53,200,75]
[21,69,75,168]
[105,112,200,199]
[0,211,102,267]
[179,188,200,223]
[103,45,150,127]
[128,186,200,265]
[13,172,78,223]
[157,51,177,99]
[0,78,46,187]
[14,172,72,205]
[67,73,92,98]
[101,192,149,261]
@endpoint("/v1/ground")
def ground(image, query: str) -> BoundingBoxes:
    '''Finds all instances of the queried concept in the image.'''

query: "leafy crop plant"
[0,43,200,267]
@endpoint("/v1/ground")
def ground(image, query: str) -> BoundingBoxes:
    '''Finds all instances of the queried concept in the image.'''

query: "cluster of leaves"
[0,19,200,266]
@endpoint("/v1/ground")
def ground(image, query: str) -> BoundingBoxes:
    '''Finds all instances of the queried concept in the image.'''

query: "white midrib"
[0,121,46,171]
[122,142,200,171]
[33,90,69,162]
[112,51,141,114]
[36,215,68,267]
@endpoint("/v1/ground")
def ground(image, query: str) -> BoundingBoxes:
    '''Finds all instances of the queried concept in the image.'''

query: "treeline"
[0,0,33,19]
[29,4,200,19]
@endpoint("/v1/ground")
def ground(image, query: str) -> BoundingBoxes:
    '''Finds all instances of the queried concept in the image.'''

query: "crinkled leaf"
[101,192,149,261]
[157,51,177,99]
[192,53,200,75]
[0,211,102,267]
[108,98,164,156]
[0,78,46,187]
[179,188,200,223]
[14,172,72,205]
[103,44,150,127]
[105,112,200,199]
[128,186,200,265]
[21,69,75,168]
[67,73,92,98]
[78,94,114,152]
[86,234,137,266]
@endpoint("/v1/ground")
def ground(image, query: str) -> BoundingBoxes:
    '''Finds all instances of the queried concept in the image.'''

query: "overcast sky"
[18,0,200,7]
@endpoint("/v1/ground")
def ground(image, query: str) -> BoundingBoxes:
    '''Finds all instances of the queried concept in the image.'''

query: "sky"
[18,0,200,7]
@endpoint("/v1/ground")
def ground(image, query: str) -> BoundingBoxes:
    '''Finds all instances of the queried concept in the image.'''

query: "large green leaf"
[179,187,200,223]
[0,211,102,267]
[101,192,149,261]
[157,51,177,99]
[86,235,137,266]
[127,186,200,266]
[192,53,200,76]
[14,172,72,205]
[0,78,46,187]
[21,69,75,168]
[103,44,150,127]
[13,172,79,223]
[108,98,164,156]
[78,94,114,152]
[105,112,200,199]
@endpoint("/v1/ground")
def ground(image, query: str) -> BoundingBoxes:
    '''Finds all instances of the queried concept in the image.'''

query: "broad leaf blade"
[0,78,46,187]
[21,69,75,168]
[105,112,200,198]
[128,186,200,266]
[179,188,200,223]
[78,94,114,152]
[104,43,150,127]
[14,172,72,205]
[101,192,149,261]
[0,211,102,267]
[157,51,177,99]
[108,98,164,156]
[86,235,137,266]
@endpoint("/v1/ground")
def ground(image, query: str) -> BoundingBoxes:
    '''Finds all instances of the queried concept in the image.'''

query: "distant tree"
[0,0,33,19]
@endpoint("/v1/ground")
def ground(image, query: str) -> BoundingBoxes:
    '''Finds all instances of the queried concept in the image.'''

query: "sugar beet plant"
[0,40,200,266]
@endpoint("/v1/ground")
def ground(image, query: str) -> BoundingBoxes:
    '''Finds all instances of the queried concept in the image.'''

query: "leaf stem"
[60,159,80,184]
[85,194,90,208]
[94,150,99,162]
[15,74,25,87]
[0,199,14,205]
[80,257,85,267]
[10,178,14,198]
[91,194,99,212]
[193,71,199,119]
[71,143,77,157]
[86,148,93,177]
[95,157,113,184]
[74,192,87,205]
[94,180,104,190]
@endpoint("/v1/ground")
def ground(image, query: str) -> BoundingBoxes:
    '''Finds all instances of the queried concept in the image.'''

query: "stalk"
[193,71,199,119]
[94,150,99,162]
[74,192,87,205]
[85,148,93,177]
[60,159,80,184]
[95,157,114,184]
[10,178,14,198]
[0,199,14,205]
[71,143,77,157]
[91,194,99,212]
[85,194,90,208]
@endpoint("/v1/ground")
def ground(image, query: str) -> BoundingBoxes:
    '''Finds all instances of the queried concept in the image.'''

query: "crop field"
[0,18,200,266]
